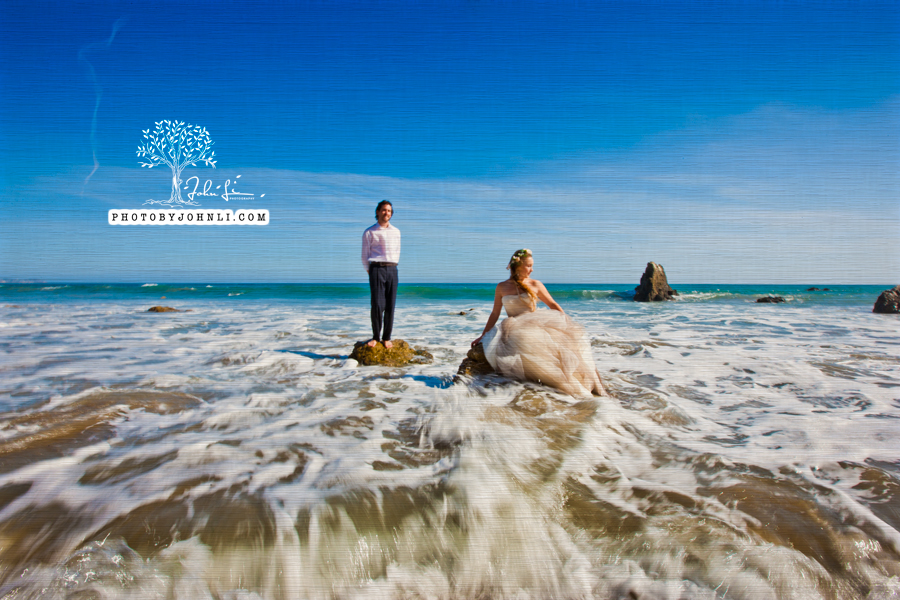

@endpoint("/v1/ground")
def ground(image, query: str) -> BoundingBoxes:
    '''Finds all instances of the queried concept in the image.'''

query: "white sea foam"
[0,298,897,598]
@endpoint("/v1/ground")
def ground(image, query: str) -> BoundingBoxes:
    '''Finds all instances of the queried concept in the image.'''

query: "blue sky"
[1,0,897,283]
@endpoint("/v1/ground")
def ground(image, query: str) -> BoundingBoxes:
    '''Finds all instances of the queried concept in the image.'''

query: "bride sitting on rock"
[472,249,606,397]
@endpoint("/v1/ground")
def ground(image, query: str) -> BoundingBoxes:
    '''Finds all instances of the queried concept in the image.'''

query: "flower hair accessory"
[507,248,532,270]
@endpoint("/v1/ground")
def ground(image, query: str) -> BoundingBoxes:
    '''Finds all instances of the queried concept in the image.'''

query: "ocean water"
[0,283,898,599]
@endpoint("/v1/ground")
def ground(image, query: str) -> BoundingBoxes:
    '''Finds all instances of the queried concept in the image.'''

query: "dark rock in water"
[873,285,900,314]
[634,262,678,302]
[756,296,786,303]
[349,339,433,367]
[806,287,831,292]
[147,306,190,313]
[456,343,495,378]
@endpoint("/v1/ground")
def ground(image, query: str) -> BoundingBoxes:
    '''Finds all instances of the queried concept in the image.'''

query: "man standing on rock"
[362,200,400,349]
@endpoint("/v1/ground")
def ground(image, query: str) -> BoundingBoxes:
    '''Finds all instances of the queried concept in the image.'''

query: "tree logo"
[137,120,216,206]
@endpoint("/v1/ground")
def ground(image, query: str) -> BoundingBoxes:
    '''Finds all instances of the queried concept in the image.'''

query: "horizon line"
[1,281,895,287]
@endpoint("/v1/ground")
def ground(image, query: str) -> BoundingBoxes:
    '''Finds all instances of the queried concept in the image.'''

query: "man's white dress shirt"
[361,223,401,271]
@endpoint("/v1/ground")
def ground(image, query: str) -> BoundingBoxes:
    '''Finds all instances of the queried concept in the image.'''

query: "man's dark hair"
[376,200,393,216]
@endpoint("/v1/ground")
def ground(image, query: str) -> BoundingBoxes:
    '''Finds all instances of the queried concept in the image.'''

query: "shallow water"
[0,285,898,599]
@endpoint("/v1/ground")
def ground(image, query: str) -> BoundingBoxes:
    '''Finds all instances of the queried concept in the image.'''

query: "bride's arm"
[535,281,565,313]
[472,285,504,347]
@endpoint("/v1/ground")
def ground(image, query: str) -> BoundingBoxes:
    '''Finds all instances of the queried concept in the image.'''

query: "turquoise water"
[0,282,888,307]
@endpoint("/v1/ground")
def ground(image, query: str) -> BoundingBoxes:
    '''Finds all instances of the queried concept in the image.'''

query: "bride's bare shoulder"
[496,280,518,295]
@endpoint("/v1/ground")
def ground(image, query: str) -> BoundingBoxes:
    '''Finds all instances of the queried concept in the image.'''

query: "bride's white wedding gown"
[482,293,605,397]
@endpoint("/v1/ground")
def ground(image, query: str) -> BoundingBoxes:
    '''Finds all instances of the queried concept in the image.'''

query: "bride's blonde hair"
[507,249,537,308]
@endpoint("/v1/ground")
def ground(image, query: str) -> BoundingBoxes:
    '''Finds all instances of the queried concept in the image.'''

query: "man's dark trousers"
[369,264,397,342]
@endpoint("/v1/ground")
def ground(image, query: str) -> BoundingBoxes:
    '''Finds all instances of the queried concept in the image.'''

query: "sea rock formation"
[873,285,900,314]
[147,306,189,313]
[456,342,495,378]
[634,262,678,302]
[756,296,786,303]
[806,287,831,292]
[349,339,434,367]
